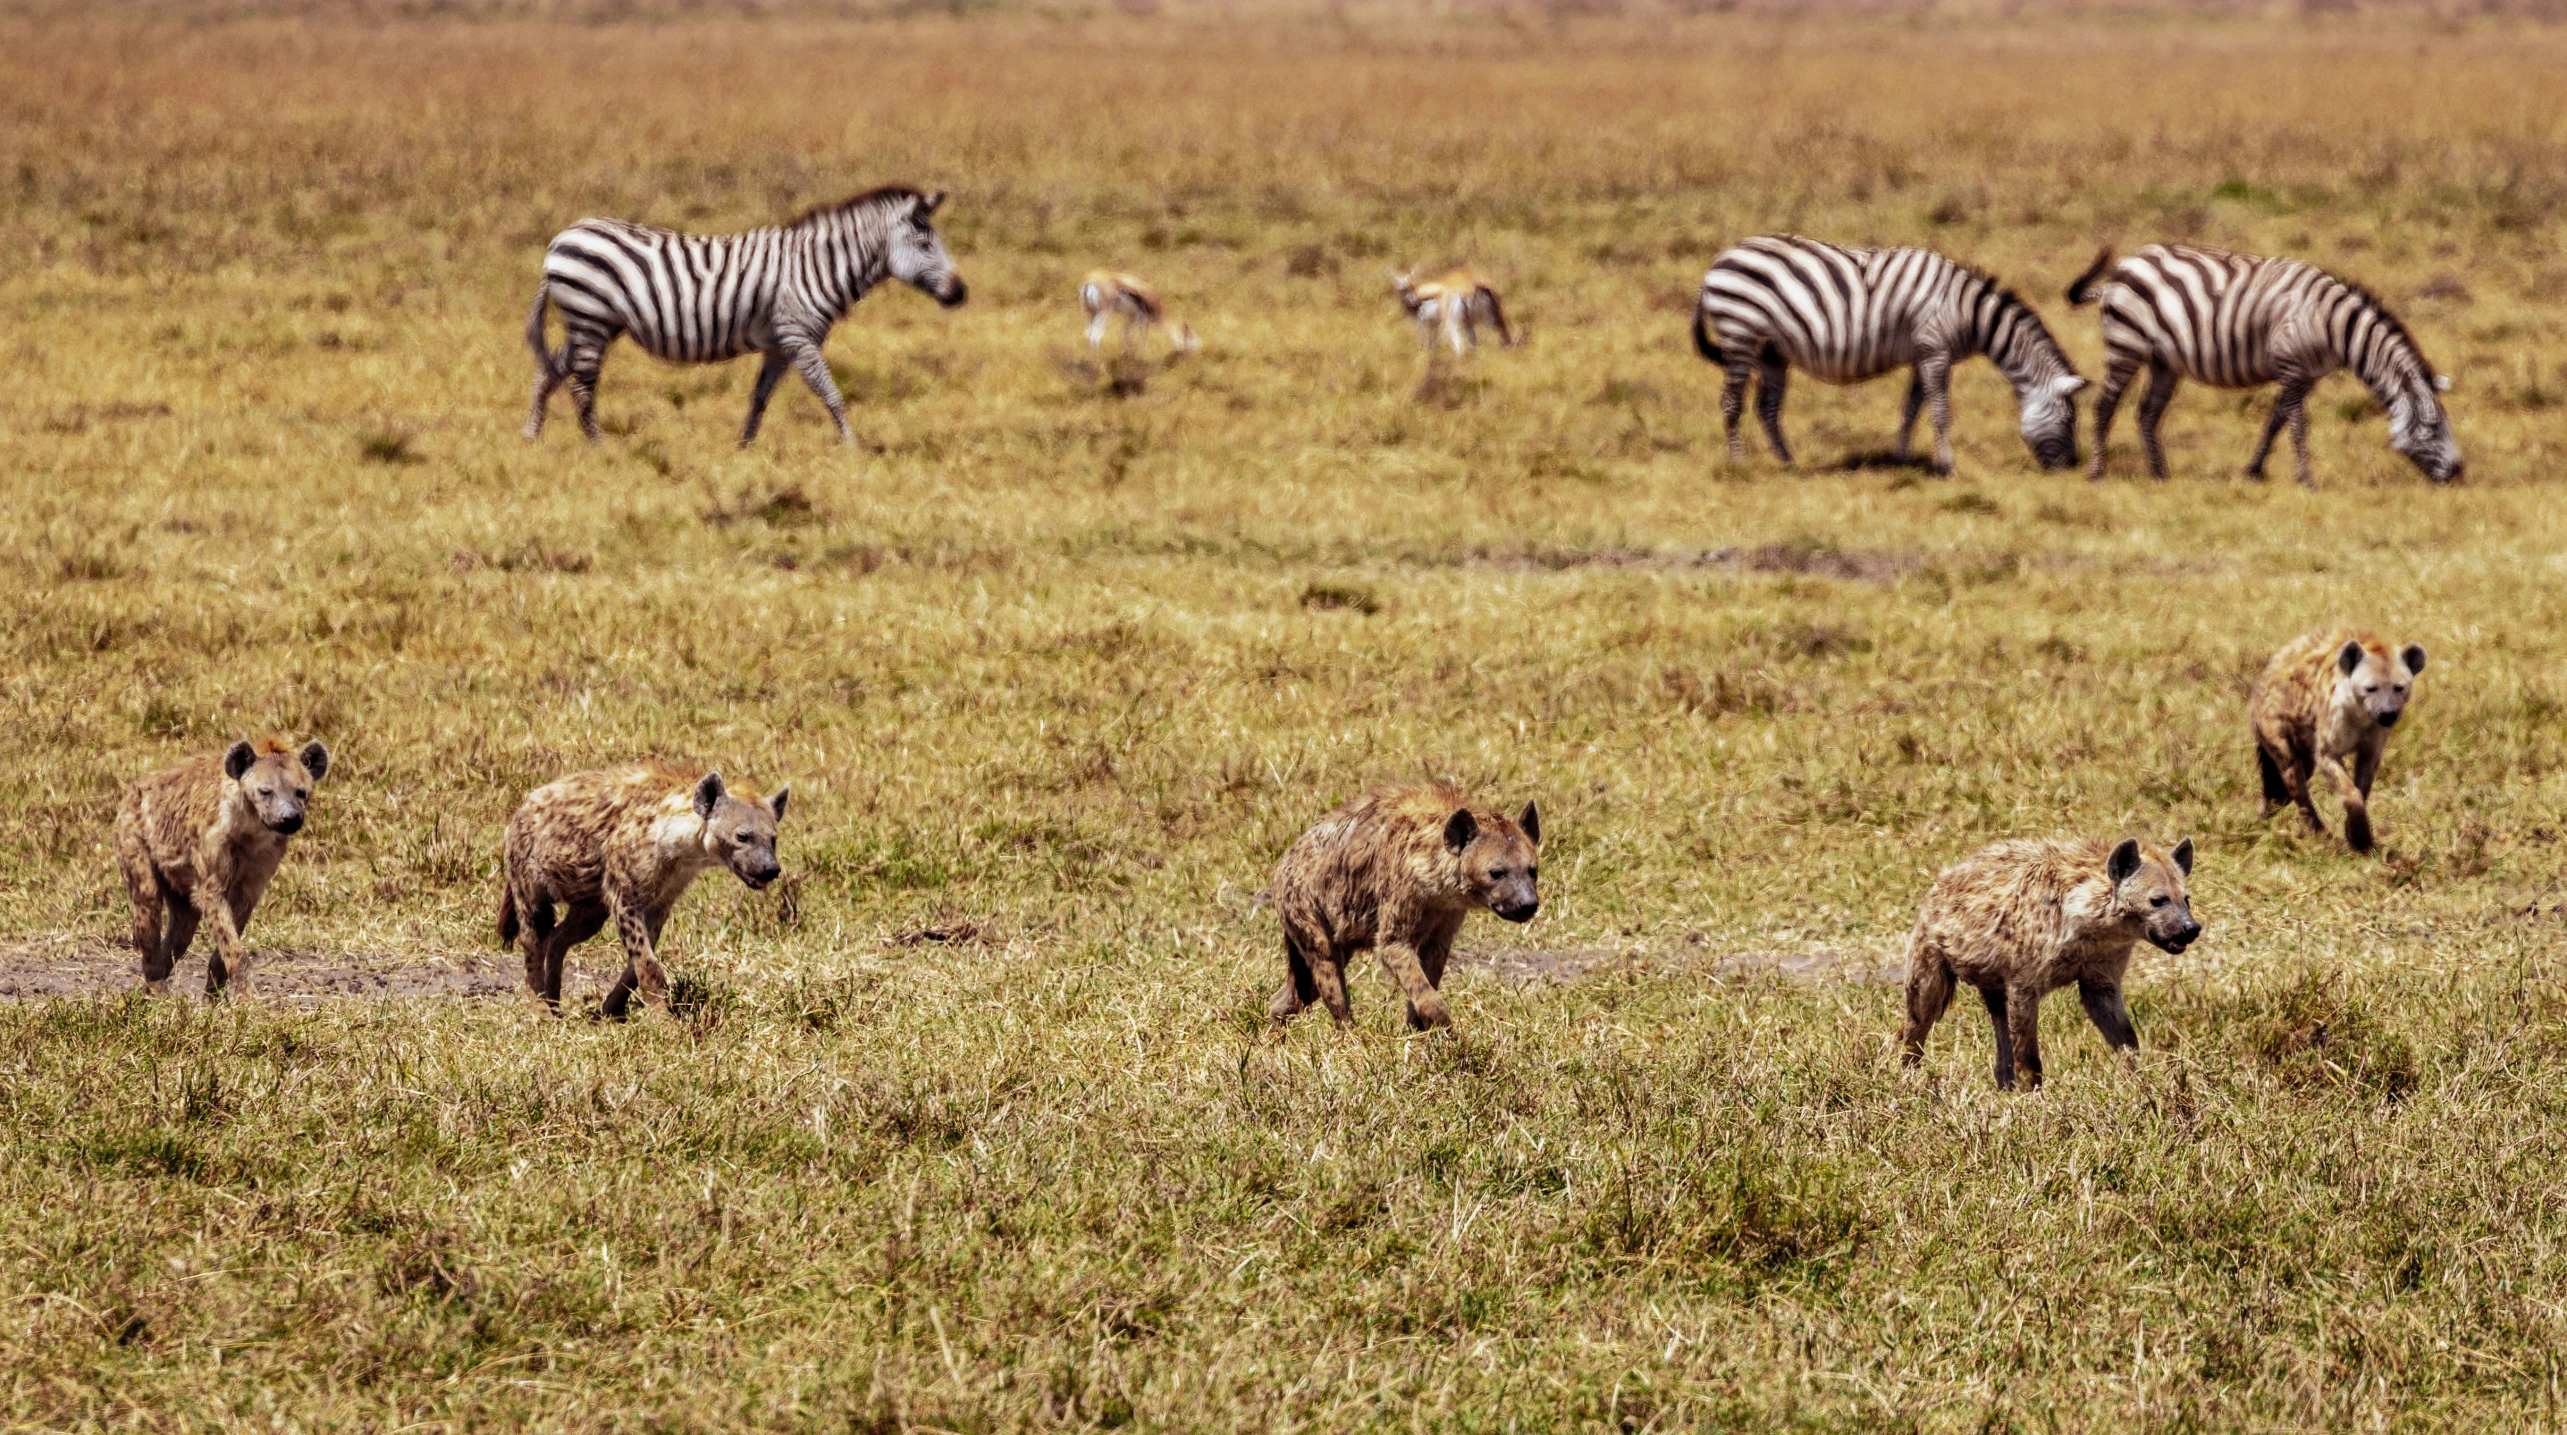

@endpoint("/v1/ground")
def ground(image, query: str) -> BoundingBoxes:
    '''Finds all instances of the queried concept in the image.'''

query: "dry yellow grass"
[6,9,2567,1430]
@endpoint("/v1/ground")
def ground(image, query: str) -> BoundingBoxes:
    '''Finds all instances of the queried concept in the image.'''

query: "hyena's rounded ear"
[298,740,332,782]
[2401,643,2427,674]
[2337,640,2367,676]
[2172,837,2195,876]
[1442,807,1479,855]
[767,783,790,824]
[222,741,257,781]
[2107,838,2143,885]
[1517,800,1541,846]
[693,771,727,820]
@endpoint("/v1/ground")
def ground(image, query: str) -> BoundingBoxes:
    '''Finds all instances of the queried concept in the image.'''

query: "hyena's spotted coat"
[2250,627,2426,854]
[1266,782,1540,1033]
[1898,836,2200,1090]
[115,737,332,997]
[498,764,788,1018]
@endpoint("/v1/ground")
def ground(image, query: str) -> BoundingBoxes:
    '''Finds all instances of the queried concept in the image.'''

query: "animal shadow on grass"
[1836,448,1940,475]
[1056,351,1175,398]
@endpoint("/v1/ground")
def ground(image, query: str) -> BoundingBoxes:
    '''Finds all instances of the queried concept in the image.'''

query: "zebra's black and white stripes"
[1692,235,2086,473]
[2067,244,2460,485]
[525,186,967,448]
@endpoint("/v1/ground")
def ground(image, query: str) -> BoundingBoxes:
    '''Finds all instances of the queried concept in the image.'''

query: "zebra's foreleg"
[1754,353,1793,465]
[1894,371,1926,460]
[782,338,854,445]
[2279,377,2316,487]
[1918,354,1956,475]
[2135,363,2180,481]
[2243,376,2305,481]
[740,350,792,448]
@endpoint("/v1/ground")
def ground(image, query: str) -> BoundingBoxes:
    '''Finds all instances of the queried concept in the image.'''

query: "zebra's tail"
[2065,247,2116,306]
[524,279,561,380]
[1690,304,1724,366]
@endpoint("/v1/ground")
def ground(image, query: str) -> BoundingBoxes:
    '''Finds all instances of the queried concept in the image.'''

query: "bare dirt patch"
[0,939,520,1004]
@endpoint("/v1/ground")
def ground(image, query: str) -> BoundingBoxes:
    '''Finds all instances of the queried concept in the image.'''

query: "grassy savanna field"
[11,8,2567,1428]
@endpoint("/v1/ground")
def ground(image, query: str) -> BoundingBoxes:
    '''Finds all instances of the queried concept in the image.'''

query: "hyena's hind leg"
[2256,738,2293,819]
[116,828,169,991]
[1269,925,1323,1025]
[1897,937,1956,1067]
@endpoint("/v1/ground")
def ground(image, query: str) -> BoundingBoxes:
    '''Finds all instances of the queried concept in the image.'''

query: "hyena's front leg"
[1376,940,1450,1031]
[598,899,672,1020]
[2002,983,2045,1090]
[2318,753,2375,852]
[196,891,250,999]
[2076,978,2139,1057]
[1269,924,1322,1026]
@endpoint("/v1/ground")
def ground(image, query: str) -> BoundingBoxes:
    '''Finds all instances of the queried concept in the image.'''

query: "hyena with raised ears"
[498,764,788,1019]
[1080,270,1198,357]
[1391,269,1517,355]
[115,736,332,998]
[1266,782,1540,1034]
[1899,836,2200,1090]
[2251,627,2427,854]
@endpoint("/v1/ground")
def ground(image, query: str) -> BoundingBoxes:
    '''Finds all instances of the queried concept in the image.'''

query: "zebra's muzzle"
[933,275,968,308]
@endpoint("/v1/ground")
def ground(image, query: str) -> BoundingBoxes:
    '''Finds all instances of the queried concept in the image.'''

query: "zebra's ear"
[2052,374,2086,396]
[2434,373,2453,393]
[921,191,947,216]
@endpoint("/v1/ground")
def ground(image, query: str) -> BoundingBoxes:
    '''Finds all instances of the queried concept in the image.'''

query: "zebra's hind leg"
[782,337,855,444]
[1719,360,1754,461]
[1918,353,1955,475]
[2088,352,2140,481]
[740,350,792,448]
[2135,362,2180,480]
[2283,381,2315,488]
[563,324,613,444]
[1754,350,1793,465]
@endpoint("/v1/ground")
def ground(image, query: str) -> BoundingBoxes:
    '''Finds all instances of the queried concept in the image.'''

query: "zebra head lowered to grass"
[2067,244,2460,486]
[1691,236,2086,475]
[524,186,967,449]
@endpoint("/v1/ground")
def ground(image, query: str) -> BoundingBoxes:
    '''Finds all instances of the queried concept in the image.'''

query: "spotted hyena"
[115,737,333,997]
[2250,627,2426,854]
[1266,782,1540,1033]
[1898,836,2200,1090]
[498,764,788,1018]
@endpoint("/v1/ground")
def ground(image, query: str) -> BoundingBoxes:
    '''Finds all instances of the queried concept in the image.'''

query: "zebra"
[1391,268,1517,354]
[2067,244,2461,486]
[1080,270,1198,356]
[523,186,967,448]
[1691,235,2086,474]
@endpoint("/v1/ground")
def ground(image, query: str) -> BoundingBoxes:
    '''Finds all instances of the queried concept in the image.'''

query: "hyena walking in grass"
[498,765,788,1019]
[1391,269,1517,355]
[1899,836,2199,1090]
[115,737,332,998]
[1080,270,1198,356]
[2251,628,2427,854]
[1267,783,1540,1033]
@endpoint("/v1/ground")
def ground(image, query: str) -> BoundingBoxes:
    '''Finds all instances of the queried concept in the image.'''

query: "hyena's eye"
[2150,894,2169,908]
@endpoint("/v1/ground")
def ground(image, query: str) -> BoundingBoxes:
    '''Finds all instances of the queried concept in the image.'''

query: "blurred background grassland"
[6,3,2567,1428]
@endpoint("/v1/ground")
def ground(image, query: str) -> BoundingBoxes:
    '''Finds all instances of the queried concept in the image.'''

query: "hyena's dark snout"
[2376,708,2402,729]
[736,854,783,890]
[268,809,305,835]
[2151,915,2202,954]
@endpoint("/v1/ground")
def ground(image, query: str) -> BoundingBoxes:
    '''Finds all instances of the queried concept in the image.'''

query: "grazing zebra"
[1391,268,1516,354]
[1080,270,1198,356]
[524,187,967,448]
[2067,245,2461,486]
[1691,235,2086,474]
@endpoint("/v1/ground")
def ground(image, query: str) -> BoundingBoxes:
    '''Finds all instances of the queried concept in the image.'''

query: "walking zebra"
[1080,270,1198,356]
[1392,269,1516,354]
[2067,245,2461,485]
[1691,236,2086,474]
[524,187,967,448]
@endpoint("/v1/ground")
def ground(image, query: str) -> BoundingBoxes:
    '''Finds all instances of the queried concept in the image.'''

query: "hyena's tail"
[2065,246,2116,306]
[2257,744,2291,806]
[1691,304,1725,366]
[497,884,519,946]
[525,280,561,381]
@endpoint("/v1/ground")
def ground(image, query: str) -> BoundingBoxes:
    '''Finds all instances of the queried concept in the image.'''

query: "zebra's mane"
[2333,272,2441,385]
[1958,264,2070,371]
[788,185,927,229]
